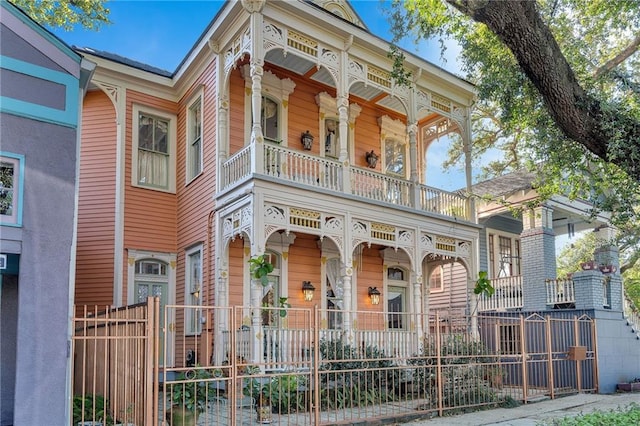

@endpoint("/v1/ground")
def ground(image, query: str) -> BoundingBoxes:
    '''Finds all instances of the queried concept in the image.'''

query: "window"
[429,266,444,293]
[185,246,203,335]
[241,65,295,146]
[325,258,343,329]
[261,96,279,143]
[384,138,406,177]
[261,251,281,327]
[387,267,407,329]
[186,95,203,181]
[487,232,521,278]
[499,324,521,355]
[0,154,23,226]
[324,118,339,158]
[132,105,176,192]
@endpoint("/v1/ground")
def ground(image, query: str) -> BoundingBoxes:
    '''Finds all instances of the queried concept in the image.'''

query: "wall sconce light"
[301,130,314,150]
[302,281,315,301]
[365,150,379,168]
[368,286,381,305]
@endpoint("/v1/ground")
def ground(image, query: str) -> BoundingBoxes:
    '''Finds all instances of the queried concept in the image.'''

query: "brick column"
[521,205,556,311]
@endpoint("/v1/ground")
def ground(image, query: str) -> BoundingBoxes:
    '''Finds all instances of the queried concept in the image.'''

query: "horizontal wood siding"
[75,90,117,310]
[124,90,178,253]
[176,59,218,307]
[356,245,384,311]
[286,233,321,307]
[353,102,386,170]
[227,238,245,307]
[428,262,468,311]
[228,67,246,156]
[285,76,322,156]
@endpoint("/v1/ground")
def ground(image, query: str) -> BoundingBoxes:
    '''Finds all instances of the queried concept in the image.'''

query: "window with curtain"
[429,266,443,292]
[325,258,344,330]
[137,112,169,189]
[387,267,407,329]
[187,97,202,181]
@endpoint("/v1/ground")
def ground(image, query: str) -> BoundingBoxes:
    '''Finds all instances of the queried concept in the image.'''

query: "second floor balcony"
[220,142,471,221]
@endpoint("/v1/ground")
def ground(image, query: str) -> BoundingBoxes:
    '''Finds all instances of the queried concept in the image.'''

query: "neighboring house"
[472,170,640,392]
[74,0,477,369]
[0,1,94,425]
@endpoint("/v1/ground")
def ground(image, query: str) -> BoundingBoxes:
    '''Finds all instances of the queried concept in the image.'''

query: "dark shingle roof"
[73,46,173,78]
[471,170,536,198]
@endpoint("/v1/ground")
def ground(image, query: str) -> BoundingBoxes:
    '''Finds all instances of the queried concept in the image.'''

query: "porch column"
[408,122,421,209]
[412,272,424,353]
[245,0,265,146]
[521,205,556,311]
[215,269,229,364]
[340,262,353,334]
[249,276,264,364]
[218,99,229,163]
[338,95,349,163]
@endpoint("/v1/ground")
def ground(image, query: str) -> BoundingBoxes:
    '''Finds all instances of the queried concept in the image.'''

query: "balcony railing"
[478,276,523,312]
[220,143,470,220]
[546,278,576,306]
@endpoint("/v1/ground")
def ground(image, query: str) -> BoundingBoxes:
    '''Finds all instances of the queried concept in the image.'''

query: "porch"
[478,275,612,313]
[220,142,470,221]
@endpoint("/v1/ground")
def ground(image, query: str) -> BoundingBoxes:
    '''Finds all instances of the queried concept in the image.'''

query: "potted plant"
[167,367,215,425]
[580,260,597,270]
[617,377,640,392]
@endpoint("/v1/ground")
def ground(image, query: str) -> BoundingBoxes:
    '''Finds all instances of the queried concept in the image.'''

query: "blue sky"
[51,0,469,190]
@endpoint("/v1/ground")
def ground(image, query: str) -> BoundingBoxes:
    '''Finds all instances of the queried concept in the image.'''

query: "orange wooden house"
[75,0,479,367]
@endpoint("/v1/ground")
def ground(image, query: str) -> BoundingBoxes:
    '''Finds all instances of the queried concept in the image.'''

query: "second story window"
[384,138,406,177]
[0,154,23,226]
[187,95,203,181]
[132,105,176,193]
[261,96,279,143]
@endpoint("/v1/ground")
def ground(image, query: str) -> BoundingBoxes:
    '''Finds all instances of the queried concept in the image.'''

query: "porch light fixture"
[302,281,315,301]
[301,130,314,150]
[365,150,379,168]
[368,286,381,305]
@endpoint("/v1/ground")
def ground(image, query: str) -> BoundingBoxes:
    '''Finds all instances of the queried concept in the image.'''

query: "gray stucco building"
[0,2,94,424]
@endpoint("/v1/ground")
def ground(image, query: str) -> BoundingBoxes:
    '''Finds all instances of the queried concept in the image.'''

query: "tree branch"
[593,34,640,80]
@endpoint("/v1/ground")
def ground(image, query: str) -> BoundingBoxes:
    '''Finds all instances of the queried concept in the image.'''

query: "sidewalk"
[402,393,640,425]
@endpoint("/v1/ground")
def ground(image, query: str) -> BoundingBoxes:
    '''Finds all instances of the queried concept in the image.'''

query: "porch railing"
[545,278,576,305]
[220,142,470,220]
[478,276,523,312]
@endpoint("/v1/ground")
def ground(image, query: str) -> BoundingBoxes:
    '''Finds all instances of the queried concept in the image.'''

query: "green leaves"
[473,271,494,297]
[249,254,274,286]
[10,0,111,31]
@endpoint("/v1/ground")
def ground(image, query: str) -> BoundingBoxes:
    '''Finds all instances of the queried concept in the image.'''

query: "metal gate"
[71,298,159,426]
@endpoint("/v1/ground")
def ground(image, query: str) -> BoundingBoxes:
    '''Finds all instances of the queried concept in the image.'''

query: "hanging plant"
[249,254,274,286]
[278,297,291,318]
[474,271,495,297]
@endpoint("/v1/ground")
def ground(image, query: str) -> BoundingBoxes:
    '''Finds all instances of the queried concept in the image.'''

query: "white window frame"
[0,153,24,227]
[185,244,203,335]
[241,65,295,146]
[186,90,203,183]
[378,115,408,179]
[428,265,444,293]
[315,92,361,161]
[486,229,521,278]
[386,266,409,330]
[131,104,177,193]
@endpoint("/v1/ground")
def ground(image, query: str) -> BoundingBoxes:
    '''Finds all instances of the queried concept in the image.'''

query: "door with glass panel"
[134,259,171,365]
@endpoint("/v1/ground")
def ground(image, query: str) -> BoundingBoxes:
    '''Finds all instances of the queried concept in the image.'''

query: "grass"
[539,403,640,425]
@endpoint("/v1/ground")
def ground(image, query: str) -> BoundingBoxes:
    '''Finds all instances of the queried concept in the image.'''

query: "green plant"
[249,254,274,286]
[474,271,495,297]
[73,394,114,425]
[169,367,216,413]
